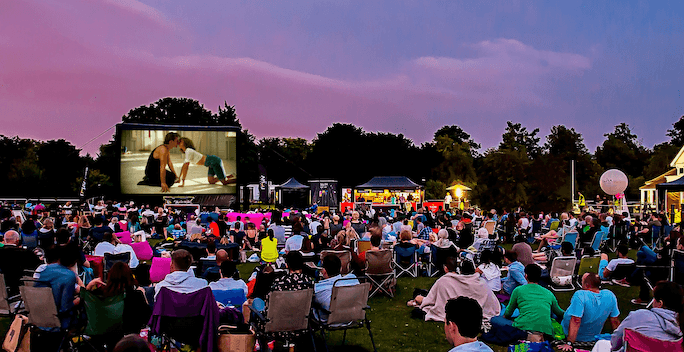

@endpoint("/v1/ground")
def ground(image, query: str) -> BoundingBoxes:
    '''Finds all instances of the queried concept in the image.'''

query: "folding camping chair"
[576,255,601,288]
[251,288,316,352]
[20,286,70,352]
[393,243,419,278]
[357,240,372,255]
[623,328,684,351]
[103,252,131,279]
[590,231,606,253]
[0,273,21,316]
[213,289,247,311]
[365,250,395,297]
[78,290,125,351]
[314,278,377,352]
[549,256,577,291]
[562,231,579,249]
[320,250,352,275]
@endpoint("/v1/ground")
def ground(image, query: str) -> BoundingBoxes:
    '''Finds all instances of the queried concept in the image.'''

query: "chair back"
[130,241,154,261]
[264,289,313,333]
[394,243,417,261]
[577,256,601,277]
[20,286,61,328]
[357,240,372,254]
[0,273,10,313]
[328,279,370,325]
[624,328,684,352]
[21,231,38,249]
[150,257,172,283]
[365,250,393,275]
[548,221,560,232]
[104,252,131,272]
[549,256,576,278]
[213,289,246,308]
[562,231,578,248]
[320,250,352,275]
[81,290,125,336]
[591,232,604,252]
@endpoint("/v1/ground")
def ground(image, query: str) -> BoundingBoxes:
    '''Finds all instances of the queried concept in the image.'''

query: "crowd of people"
[0,199,683,351]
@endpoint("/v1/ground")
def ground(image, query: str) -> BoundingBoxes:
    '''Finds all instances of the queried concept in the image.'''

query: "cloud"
[0,0,594,155]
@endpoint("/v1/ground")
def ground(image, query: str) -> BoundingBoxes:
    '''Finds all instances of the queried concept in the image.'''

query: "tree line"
[1,97,682,212]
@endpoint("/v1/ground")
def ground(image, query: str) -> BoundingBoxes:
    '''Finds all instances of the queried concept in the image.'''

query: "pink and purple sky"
[2,0,683,155]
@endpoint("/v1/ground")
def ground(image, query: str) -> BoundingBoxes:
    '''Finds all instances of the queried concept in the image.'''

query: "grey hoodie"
[611,308,682,351]
[154,268,208,299]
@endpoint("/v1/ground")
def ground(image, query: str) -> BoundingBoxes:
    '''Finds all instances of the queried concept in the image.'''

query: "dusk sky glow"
[2,0,683,155]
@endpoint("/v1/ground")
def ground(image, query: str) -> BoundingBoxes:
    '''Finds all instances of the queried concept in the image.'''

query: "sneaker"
[612,278,630,287]
[631,298,648,306]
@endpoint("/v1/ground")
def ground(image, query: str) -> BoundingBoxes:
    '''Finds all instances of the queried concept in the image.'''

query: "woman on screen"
[178,137,236,187]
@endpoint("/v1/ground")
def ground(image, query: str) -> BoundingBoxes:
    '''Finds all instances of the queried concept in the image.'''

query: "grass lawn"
[0,245,643,352]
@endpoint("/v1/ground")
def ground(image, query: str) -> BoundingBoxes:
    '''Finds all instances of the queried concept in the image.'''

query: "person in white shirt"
[208,261,248,297]
[475,250,501,292]
[93,232,139,268]
[155,249,208,298]
[94,232,117,256]
[178,137,236,186]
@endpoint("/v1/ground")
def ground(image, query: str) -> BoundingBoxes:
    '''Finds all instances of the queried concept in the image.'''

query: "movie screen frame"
[116,123,240,196]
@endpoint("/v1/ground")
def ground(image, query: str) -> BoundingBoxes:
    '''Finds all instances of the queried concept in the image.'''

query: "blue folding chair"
[590,231,605,252]
[213,289,246,311]
[562,231,578,249]
[393,243,418,278]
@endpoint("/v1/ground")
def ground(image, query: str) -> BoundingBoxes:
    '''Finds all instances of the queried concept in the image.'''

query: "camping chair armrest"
[635,265,671,269]
[363,305,371,311]
[7,294,22,303]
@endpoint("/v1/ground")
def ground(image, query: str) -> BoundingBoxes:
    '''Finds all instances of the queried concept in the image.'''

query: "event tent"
[355,176,422,190]
[276,178,310,208]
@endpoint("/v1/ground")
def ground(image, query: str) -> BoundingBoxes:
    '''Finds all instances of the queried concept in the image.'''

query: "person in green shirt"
[491,264,565,339]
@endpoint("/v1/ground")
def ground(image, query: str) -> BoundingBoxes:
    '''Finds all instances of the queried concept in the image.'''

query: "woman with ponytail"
[260,229,279,263]
[610,281,684,351]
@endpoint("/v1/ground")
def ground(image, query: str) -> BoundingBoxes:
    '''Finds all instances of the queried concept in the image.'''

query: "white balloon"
[600,169,628,195]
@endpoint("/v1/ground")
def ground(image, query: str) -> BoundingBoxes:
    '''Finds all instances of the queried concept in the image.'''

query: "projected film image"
[120,127,237,195]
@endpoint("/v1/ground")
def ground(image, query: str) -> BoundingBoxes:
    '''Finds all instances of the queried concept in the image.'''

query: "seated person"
[85,262,152,335]
[476,250,501,292]
[501,252,527,295]
[357,233,382,264]
[35,244,81,330]
[94,231,117,256]
[491,264,565,340]
[559,273,620,349]
[511,236,535,266]
[209,261,248,297]
[598,244,634,281]
[0,230,41,295]
[609,281,683,352]
[444,297,494,352]
[154,249,208,299]
[203,249,230,282]
[209,260,249,297]
[251,251,315,348]
[284,222,305,253]
[409,258,500,323]
[313,254,359,322]
[93,232,139,268]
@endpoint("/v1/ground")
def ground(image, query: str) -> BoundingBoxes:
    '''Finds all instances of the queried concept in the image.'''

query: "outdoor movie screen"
[118,124,238,195]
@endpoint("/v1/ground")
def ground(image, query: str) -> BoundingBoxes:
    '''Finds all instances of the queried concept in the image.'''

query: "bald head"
[216,249,229,265]
[3,230,20,245]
